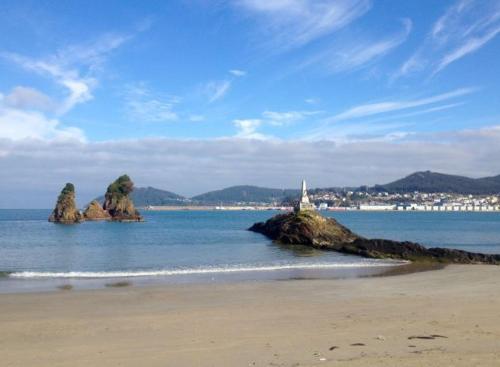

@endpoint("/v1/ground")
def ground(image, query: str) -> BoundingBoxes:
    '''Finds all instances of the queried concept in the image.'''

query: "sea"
[1,209,499,292]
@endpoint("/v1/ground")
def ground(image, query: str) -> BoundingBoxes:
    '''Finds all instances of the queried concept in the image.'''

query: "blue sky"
[1,0,500,207]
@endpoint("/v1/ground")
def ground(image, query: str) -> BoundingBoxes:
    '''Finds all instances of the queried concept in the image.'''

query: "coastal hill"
[373,171,500,194]
[191,185,299,205]
[95,186,188,207]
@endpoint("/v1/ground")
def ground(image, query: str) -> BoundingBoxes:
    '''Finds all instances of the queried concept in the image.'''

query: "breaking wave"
[9,261,406,279]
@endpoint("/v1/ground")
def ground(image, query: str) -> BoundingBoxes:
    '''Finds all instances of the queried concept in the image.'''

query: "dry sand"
[1,265,500,366]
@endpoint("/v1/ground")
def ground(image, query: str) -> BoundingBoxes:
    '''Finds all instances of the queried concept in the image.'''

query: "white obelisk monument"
[296,180,315,212]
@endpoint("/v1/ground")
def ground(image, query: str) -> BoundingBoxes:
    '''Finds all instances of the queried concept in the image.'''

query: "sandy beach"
[1,265,500,366]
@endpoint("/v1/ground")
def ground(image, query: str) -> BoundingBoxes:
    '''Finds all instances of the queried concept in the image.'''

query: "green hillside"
[191,185,299,204]
[374,171,500,194]
[96,187,188,207]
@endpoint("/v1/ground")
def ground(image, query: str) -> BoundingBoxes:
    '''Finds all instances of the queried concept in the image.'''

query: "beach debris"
[105,281,132,288]
[57,284,73,291]
[319,357,326,361]
[375,335,386,341]
[408,334,448,340]
[350,343,366,346]
[410,347,446,354]
[329,346,338,351]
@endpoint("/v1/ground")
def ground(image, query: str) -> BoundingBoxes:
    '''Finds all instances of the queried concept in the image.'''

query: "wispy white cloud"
[302,18,412,74]
[0,102,85,141]
[3,52,96,115]
[2,32,132,115]
[189,114,205,122]
[0,32,134,142]
[232,109,321,138]
[327,88,475,122]
[3,86,55,112]
[262,110,322,126]
[233,118,268,139]
[229,69,247,77]
[305,118,414,142]
[312,102,465,141]
[124,83,179,123]
[395,0,500,78]
[202,80,232,103]
[435,26,500,73]
[236,0,371,50]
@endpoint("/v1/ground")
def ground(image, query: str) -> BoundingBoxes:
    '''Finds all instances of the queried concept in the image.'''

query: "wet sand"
[1,265,500,366]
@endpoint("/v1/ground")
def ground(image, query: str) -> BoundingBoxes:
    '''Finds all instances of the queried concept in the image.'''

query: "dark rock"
[103,175,143,221]
[249,211,500,265]
[249,210,358,248]
[48,183,82,223]
[83,200,111,221]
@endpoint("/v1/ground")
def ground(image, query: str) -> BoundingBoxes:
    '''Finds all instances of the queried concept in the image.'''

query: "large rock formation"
[103,175,143,221]
[48,183,83,223]
[83,200,111,221]
[249,211,500,264]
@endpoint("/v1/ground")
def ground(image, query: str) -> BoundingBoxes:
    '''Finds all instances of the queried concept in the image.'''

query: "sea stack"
[249,180,500,265]
[83,200,111,221]
[48,183,83,223]
[103,175,143,221]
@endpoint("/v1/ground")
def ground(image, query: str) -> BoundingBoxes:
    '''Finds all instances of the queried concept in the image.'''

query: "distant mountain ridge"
[95,187,188,207]
[373,171,500,194]
[191,185,299,204]
[94,171,500,207]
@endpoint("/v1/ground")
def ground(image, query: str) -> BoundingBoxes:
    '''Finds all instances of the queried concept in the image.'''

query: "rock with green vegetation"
[103,175,143,221]
[249,210,500,264]
[48,183,83,223]
[83,200,111,221]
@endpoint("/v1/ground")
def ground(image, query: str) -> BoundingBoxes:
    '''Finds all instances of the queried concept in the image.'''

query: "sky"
[1,0,500,207]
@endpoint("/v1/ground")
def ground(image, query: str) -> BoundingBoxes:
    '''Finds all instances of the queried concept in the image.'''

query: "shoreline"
[1,265,499,366]
[0,260,438,295]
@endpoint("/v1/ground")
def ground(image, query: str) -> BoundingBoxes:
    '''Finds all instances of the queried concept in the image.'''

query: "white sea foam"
[9,261,407,279]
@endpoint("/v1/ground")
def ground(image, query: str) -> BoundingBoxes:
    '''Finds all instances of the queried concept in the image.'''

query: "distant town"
[144,190,500,212]
[307,190,500,212]
[126,171,500,212]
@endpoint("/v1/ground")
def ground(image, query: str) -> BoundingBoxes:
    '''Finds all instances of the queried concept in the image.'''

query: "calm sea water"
[0,209,499,291]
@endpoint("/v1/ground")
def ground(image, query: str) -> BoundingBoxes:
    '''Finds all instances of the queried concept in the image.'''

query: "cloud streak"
[327,88,475,122]
[395,0,500,78]
[204,80,231,103]
[301,18,412,74]
[124,83,179,123]
[236,0,371,50]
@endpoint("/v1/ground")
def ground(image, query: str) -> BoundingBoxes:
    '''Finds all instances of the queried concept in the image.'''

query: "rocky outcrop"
[48,183,82,223]
[103,175,143,221]
[249,211,500,265]
[83,200,111,221]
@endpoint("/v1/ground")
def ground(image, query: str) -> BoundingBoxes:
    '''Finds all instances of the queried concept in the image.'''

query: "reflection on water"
[270,242,324,257]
